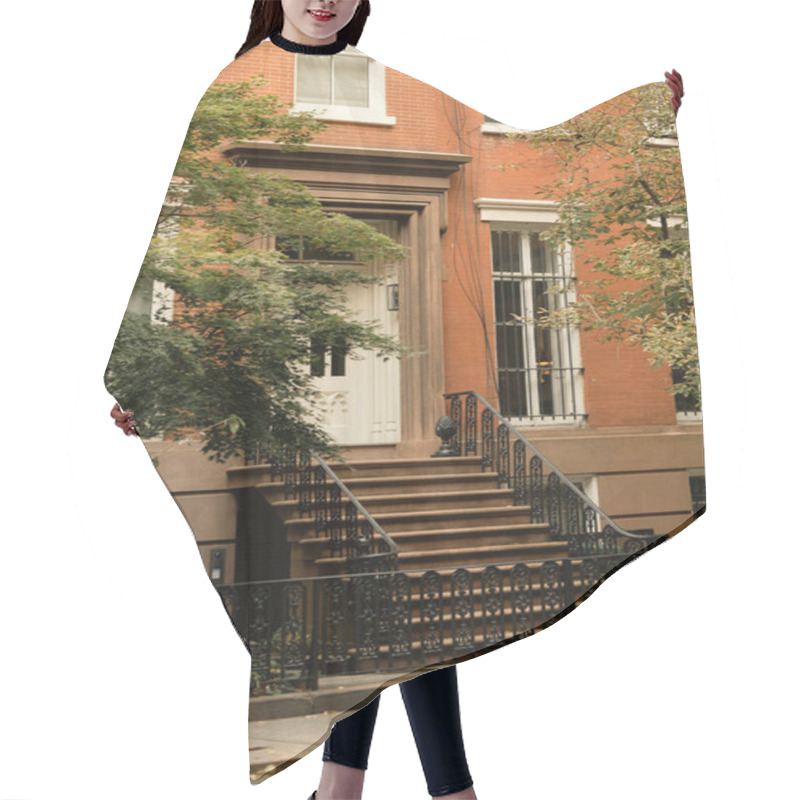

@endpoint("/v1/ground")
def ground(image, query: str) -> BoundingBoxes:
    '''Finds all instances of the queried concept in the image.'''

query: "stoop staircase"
[258,455,570,577]
[222,391,656,692]
[226,452,578,671]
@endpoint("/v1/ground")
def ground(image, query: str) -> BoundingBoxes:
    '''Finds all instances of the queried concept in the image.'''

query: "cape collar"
[269,30,349,55]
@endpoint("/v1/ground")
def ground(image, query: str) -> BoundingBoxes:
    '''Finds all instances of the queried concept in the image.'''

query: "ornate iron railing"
[442,391,659,556]
[244,443,398,573]
[217,553,629,695]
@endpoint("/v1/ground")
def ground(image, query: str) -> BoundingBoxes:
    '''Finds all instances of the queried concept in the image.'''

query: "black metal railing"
[244,443,398,574]
[443,391,659,556]
[217,553,628,695]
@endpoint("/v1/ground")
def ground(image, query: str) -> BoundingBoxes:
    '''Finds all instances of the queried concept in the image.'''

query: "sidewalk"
[248,671,409,778]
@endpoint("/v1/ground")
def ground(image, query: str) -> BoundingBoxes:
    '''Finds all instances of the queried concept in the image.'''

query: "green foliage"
[509,82,700,408]
[105,77,408,461]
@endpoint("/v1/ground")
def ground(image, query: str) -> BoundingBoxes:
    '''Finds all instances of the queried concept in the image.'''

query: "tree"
[105,76,408,462]
[504,82,700,408]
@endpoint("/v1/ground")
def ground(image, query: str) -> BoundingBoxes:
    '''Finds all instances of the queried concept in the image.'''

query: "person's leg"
[400,665,476,799]
[315,693,382,800]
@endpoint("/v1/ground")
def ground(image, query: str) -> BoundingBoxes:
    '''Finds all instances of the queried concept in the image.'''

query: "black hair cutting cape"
[104,35,705,784]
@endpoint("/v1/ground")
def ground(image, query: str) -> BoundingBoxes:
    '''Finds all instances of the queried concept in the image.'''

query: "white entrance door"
[311,218,401,445]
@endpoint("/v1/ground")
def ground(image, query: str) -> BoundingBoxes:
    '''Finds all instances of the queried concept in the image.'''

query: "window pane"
[529,232,548,274]
[491,230,521,273]
[494,279,522,323]
[498,370,528,417]
[275,235,302,259]
[310,336,325,377]
[333,56,369,107]
[672,367,701,413]
[496,326,525,369]
[297,55,332,104]
[331,337,347,376]
[530,232,565,278]
[305,240,356,262]
[495,274,527,415]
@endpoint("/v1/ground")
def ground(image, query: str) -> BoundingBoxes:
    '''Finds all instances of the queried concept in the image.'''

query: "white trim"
[511,415,588,429]
[645,214,686,230]
[645,136,679,148]
[476,198,560,224]
[292,49,396,126]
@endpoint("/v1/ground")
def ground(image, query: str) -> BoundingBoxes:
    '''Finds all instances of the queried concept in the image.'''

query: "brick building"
[138,40,704,587]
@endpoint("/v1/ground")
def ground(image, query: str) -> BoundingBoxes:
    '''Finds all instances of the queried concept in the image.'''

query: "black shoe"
[307,793,316,800]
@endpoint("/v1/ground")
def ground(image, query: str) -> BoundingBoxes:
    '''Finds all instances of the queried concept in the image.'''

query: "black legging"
[322,664,474,797]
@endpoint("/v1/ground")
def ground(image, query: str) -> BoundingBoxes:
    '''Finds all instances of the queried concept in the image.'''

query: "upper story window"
[297,51,369,107]
[293,49,396,126]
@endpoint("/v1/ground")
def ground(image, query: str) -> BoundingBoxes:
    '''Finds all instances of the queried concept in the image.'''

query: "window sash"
[296,52,370,108]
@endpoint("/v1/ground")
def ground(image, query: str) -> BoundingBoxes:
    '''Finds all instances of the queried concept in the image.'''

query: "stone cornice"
[222,141,471,179]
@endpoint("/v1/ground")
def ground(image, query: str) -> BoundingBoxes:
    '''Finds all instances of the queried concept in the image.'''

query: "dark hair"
[235,0,371,60]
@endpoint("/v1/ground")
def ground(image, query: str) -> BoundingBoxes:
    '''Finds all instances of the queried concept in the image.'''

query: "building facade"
[138,41,704,586]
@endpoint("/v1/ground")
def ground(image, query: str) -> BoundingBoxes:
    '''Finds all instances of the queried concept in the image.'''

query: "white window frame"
[477,199,586,427]
[292,47,396,126]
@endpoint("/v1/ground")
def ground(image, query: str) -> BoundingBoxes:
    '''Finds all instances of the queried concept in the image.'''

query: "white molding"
[512,416,588,429]
[646,214,686,229]
[476,198,559,224]
[645,136,679,148]
[290,104,396,125]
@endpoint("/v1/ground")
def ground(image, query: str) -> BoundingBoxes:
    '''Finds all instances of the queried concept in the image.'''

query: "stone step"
[315,541,569,574]
[328,471,503,497]
[298,523,550,559]
[227,456,484,491]
[286,505,535,537]
[274,488,516,515]
[256,472,504,506]
[328,456,485,479]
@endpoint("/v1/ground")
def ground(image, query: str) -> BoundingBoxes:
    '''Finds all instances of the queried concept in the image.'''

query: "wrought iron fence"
[442,391,659,556]
[217,554,628,696]
[244,443,398,574]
